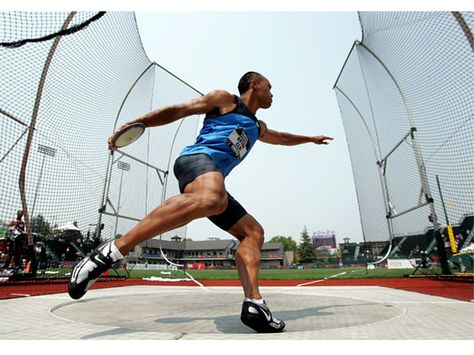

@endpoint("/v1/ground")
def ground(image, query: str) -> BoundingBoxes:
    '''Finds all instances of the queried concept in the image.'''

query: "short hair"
[238,71,264,94]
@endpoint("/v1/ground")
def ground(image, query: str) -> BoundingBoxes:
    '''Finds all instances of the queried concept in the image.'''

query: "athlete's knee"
[236,226,264,266]
[230,216,265,248]
[253,224,265,248]
[199,191,227,216]
[245,222,265,248]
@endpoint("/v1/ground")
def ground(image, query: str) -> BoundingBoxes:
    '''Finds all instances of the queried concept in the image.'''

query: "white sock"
[245,298,265,305]
[99,241,124,262]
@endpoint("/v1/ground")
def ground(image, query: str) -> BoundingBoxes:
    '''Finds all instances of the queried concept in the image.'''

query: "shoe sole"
[241,312,285,333]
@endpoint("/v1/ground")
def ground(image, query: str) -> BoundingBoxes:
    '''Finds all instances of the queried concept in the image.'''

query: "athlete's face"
[254,77,273,109]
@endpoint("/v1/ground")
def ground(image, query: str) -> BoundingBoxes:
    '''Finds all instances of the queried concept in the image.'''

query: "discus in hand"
[110,122,146,149]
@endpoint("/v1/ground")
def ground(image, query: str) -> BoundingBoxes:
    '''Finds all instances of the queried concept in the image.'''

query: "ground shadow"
[154,302,377,334]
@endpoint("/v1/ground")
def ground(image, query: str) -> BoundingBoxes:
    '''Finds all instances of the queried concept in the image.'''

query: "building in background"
[127,238,284,269]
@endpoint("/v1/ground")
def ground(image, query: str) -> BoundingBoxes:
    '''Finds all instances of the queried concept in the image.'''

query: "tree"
[297,226,316,263]
[270,235,297,253]
[30,214,52,237]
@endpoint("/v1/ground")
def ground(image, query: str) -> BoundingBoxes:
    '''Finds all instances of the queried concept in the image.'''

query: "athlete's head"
[238,71,273,108]
[238,72,264,94]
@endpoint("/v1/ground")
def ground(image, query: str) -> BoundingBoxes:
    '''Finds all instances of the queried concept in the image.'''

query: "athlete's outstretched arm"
[129,90,234,128]
[108,90,235,150]
[258,120,334,146]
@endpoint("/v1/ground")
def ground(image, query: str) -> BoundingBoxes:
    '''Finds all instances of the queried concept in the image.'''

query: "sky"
[135,11,364,243]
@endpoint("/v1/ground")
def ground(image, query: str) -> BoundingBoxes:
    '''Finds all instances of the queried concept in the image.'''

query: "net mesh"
[334,12,473,272]
[0,12,200,280]
[0,12,105,47]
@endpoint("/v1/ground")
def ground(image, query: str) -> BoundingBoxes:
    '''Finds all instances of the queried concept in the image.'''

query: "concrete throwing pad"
[1,286,473,339]
[51,291,403,335]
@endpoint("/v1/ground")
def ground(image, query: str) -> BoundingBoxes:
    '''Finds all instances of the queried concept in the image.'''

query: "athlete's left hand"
[312,135,334,145]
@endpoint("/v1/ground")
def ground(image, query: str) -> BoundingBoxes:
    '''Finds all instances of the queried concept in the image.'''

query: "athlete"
[68,72,333,333]
[8,209,27,269]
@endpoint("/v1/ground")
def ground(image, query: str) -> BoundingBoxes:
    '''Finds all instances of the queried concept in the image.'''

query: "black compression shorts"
[173,153,248,231]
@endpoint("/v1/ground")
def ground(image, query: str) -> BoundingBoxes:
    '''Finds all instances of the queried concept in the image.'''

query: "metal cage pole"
[334,42,396,265]
[452,12,474,52]
[334,85,394,265]
[96,62,156,241]
[19,12,77,247]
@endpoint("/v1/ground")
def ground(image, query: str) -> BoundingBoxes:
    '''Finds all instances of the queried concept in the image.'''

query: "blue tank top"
[179,95,261,177]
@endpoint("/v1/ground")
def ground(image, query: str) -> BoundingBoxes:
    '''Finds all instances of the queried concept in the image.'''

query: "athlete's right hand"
[107,134,117,151]
[107,122,134,151]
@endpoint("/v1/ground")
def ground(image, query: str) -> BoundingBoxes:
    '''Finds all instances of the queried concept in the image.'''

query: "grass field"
[127,267,441,280]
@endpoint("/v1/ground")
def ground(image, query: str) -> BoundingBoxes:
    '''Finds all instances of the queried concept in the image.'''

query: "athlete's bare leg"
[232,215,286,332]
[114,171,227,255]
[227,214,265,300]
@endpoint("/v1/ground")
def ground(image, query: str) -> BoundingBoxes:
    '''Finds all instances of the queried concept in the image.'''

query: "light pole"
[31,144,56,218]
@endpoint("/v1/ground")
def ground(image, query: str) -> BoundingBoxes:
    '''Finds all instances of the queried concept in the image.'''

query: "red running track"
[1,278,473,301]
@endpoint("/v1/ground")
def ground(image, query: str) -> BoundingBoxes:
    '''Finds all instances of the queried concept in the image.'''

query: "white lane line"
[184,271,210,292]
[10,293,31,297]
[296,271,347,287]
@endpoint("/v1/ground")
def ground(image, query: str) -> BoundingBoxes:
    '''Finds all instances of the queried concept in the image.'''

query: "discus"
[111,122,146,148]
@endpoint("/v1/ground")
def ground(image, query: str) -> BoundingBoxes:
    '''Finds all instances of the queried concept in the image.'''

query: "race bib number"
[227,128,250,159]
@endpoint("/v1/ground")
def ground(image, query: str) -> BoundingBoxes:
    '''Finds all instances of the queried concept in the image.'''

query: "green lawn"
[127,267,440,280]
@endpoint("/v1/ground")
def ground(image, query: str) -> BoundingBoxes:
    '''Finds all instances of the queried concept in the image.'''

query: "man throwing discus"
[69,71,333,333]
